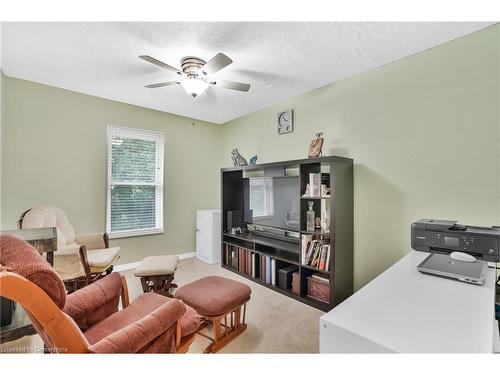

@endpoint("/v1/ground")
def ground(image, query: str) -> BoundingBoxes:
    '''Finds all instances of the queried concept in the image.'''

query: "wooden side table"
[0,227,57,344]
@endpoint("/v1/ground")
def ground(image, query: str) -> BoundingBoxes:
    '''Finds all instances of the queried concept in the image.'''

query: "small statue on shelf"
[321,184,331,197]
[315,217,321,229]
[308,132,324,158]
[306,201,315,232]
[321,207,330,233]
[231,148,248,167]
[302,183,311,197]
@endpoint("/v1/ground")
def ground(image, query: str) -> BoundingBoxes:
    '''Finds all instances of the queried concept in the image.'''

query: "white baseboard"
[114,251,196,272]
[178,251,196,260]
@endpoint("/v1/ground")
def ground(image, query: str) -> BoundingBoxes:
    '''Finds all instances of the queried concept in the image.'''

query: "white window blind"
[106,125,165,238]
[249,177,274,218]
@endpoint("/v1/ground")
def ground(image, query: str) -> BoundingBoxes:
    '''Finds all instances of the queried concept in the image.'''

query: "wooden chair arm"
[78,245,91,276]
[0,272,89,353]
[120,275,129,309]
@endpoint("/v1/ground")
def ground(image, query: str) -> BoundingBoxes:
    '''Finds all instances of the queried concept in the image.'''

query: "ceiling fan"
[139,53,250,98]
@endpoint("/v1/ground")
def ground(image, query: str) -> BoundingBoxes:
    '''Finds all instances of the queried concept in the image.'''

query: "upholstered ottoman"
[134,255,179,297]
[175,276,251,353]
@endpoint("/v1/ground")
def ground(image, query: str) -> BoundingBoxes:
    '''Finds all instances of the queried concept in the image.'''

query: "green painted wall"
[1,77,221,264]
[219,25,500,289]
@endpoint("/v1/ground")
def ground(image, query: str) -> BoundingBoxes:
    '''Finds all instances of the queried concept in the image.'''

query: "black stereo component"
[278,265,299,291]
[226,210,242,232]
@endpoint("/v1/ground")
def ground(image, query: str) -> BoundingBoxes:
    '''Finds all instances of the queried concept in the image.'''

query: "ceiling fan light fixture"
[181,77,209,98]
[140,53,250,97]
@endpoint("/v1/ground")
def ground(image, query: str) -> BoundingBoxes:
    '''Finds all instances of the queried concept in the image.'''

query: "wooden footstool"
[175,276,251,353]
[134,255,179,297]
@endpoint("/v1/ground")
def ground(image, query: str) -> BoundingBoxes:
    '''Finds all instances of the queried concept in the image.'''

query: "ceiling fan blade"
[144,81,180,88]
[201,53,233,75]
[210,79,250,92]
[139,55,182,75]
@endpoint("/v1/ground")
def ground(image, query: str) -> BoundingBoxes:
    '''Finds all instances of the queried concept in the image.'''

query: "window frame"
[106,125,165,239]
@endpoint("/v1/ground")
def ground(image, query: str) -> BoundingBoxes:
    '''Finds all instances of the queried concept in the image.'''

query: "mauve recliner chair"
[0,235,200,353]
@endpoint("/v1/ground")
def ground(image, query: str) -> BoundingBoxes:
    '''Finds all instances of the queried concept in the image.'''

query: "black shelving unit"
[221,156,353,312]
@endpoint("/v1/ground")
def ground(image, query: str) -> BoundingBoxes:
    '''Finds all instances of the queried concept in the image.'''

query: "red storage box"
[307,276,330,304]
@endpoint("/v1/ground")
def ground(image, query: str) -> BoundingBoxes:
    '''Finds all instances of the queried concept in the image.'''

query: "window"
[249,177,274,218]
[106,126,165,238]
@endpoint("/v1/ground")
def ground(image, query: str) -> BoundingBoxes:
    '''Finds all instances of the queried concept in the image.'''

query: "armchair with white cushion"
[18,204,120,292]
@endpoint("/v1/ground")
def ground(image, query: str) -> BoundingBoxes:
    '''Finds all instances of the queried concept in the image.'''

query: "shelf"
[300,264,331,275]
[223,232,300,254]
[223,240,299,265]
[300,196,330,200]
[222,240,253,252]
[220,155,340,172]
[303,295,331,309]
[300,229,330,236]
[221,264,330,311]
[257,248,299,265]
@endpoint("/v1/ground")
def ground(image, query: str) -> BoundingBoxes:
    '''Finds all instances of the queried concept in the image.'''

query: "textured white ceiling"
[1,22,494,124]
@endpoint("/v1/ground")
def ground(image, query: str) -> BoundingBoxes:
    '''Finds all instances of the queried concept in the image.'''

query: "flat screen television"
[243,175,300,232]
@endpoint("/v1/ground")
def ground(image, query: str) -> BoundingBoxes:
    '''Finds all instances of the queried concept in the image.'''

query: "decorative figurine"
[315,217,321,229]
[310,173,321,197]
[321,207,330,233]
[231,148,248,167]
[230,226,243,235]
[306,201,315,232]
[321,184,331,197]
[248,155,258,165]
[308,132,324,158]
[303,183,311,197]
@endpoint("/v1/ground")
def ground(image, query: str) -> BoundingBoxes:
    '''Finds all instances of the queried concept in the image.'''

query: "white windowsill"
[108,228,164,239]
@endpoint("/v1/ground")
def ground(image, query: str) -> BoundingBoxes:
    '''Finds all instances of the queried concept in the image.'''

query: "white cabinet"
[319,251,496,353]
[195,209,221,264]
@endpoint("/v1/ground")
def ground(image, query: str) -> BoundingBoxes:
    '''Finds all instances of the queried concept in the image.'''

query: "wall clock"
[277,109,294,135]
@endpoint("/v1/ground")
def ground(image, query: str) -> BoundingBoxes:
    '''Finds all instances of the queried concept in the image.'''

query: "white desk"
[320,251,497,353]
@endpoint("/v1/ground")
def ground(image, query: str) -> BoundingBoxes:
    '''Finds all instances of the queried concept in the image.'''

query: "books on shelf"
[261,256,265,282]
[224,243,287,287]
[258,255,275,286]
[301,238,331,271]
[251,253,256,278]
[325,245,331,271]
[224,243,239,270]
[265,256,271,284]
[271,259,276,286]
[224,244,262,278]
[301,234,313,265]
[319,245,328,270]
[247,251,251,275]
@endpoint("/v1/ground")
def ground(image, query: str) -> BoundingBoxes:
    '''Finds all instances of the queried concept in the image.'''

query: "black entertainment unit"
[221,155,353,311]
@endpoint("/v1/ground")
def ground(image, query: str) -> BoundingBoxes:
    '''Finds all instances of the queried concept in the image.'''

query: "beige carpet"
[1,257,323,353]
